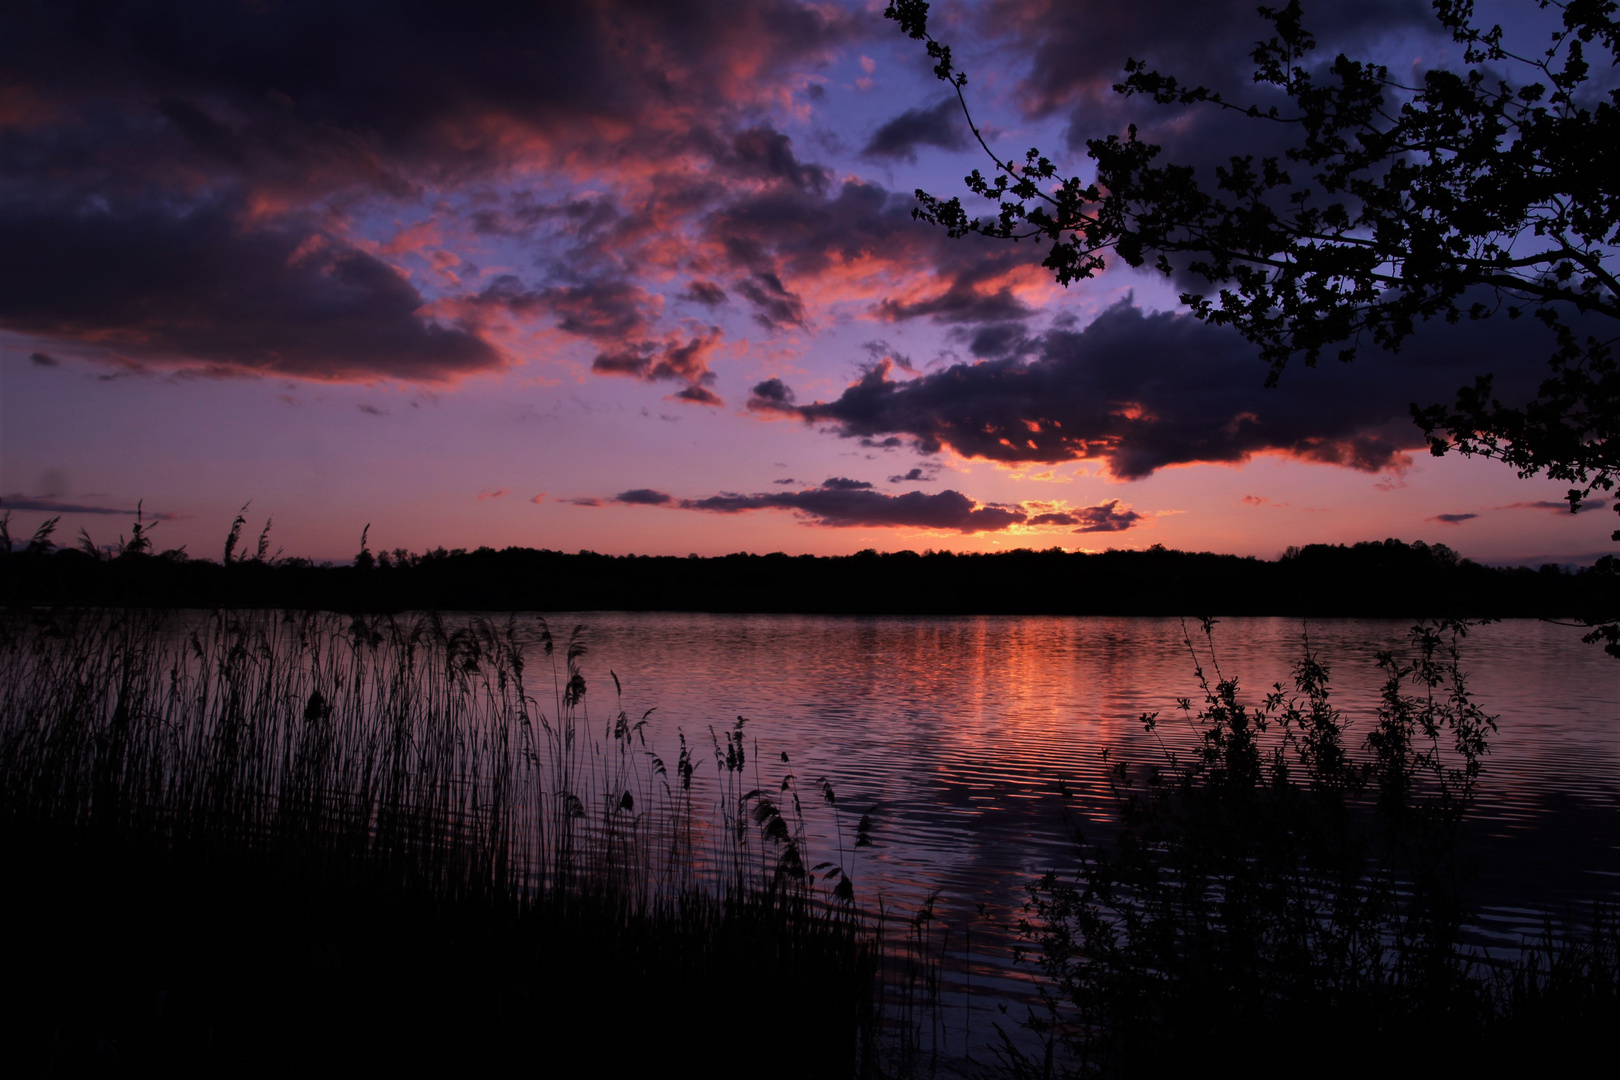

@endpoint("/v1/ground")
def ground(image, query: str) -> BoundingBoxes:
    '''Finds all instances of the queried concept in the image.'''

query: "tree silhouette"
[886,0,1617,521]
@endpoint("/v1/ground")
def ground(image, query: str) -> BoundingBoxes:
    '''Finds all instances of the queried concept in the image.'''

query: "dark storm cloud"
[1431,513,1478,525]
[983,0,1430,118]
[966,323,1032,359]
[0,1,859,380]
[592,350,654,376]
[553,280,652,340]
[705,178,1041,328]
[681,481,1028,532]
[708,180,902,277]
[28,352,59,367]
[764,295,1555,480]
[0,200,499,381]
[1026,500,1141,532]
[615,489,675,506]
[734,271,807,330]
[674,384,724,406]
[719,126,831,192]
[589,329,723,400]
[876,280,1032,324]
[474,272,722,397]
[0,1,859,189]
[572,479,1032,531]
[679,280,729,306]
[580,478,1148,534]
[862,99,968,161]
[748,378,797,413]
[477,275,654,341]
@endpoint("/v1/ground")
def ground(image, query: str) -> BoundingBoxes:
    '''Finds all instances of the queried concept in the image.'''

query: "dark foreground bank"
[3,535,1613,618]
[0,609,879,1078]
[2,834,870,1078]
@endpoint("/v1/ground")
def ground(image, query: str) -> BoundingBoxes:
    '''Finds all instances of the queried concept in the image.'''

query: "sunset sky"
[2,0,1612,565]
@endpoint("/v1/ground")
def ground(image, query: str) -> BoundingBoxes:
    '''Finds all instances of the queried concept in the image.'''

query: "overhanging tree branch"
[886,0,1620,651]
[885,0,1619,505]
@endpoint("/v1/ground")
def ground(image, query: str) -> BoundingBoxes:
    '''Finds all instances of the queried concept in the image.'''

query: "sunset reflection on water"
[514,613,1620,1051]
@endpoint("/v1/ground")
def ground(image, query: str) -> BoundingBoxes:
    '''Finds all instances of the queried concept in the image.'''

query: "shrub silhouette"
[1014,618,1517,1075]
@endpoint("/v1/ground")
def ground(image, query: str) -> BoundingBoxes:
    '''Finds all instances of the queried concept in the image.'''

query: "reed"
[0,607,887,1076]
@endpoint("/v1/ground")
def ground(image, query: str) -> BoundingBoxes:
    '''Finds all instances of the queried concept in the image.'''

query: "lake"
[536,612,1619,1055]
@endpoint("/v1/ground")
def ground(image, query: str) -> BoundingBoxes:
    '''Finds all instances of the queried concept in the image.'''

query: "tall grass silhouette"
[0,607,901,1076]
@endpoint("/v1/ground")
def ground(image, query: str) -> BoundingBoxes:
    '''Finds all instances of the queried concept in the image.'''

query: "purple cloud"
[862,99,968,161]
[576,479,1148,535]
[764,295,1556,480]
[1493,500,1607,514]
[0,200,500,381]
[615,489,675,506]
[2,495,180,519]
[681,485,1026,532]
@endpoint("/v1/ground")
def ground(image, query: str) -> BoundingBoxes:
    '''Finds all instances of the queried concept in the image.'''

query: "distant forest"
[1,535,1611,619]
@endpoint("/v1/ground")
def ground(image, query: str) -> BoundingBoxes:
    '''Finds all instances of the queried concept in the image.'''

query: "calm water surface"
[527,613,1618,1048]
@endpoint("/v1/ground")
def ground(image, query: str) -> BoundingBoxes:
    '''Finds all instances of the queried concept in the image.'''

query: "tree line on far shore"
[2,525,1610,620]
